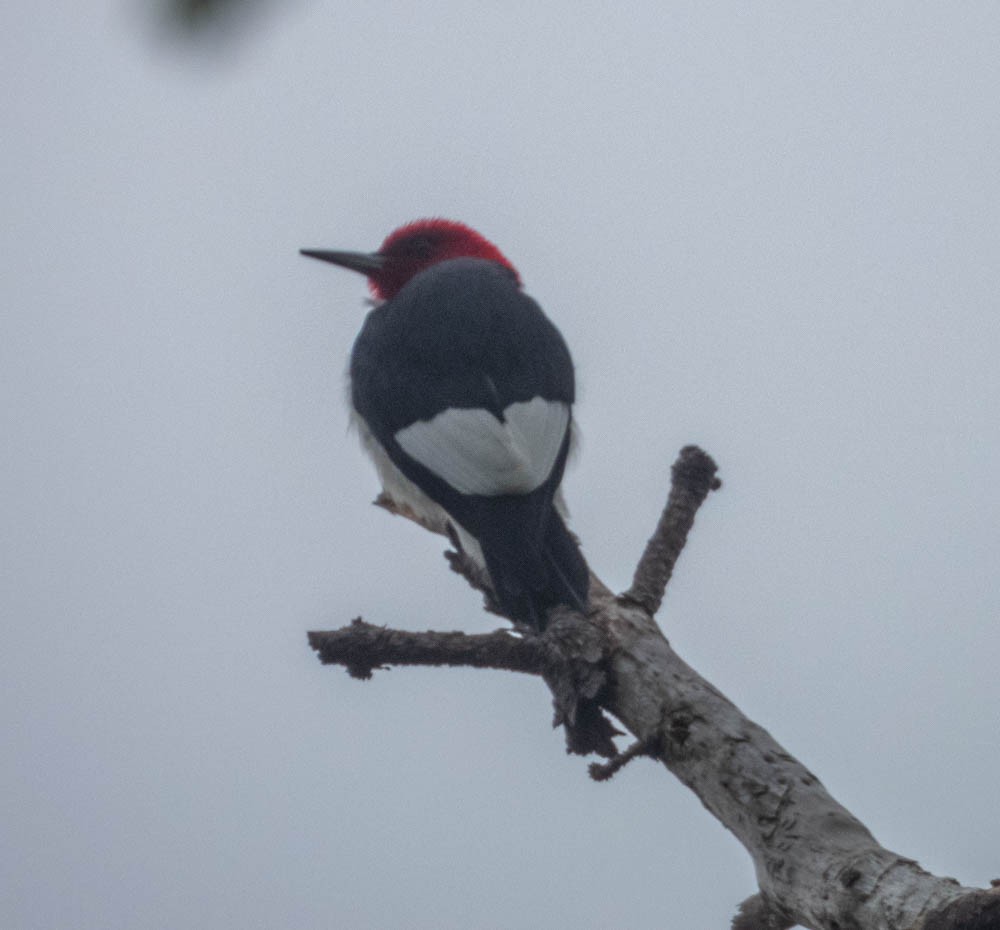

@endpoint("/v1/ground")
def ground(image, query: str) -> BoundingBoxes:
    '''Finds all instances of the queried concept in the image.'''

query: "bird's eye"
[402,236,434,260]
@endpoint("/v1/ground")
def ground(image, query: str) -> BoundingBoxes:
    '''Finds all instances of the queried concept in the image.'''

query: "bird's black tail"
[479,509,589,631]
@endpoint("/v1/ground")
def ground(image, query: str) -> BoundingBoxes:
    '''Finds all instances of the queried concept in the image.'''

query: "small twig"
[622,445,721,616]
[375,492,505,617]
[443,533,502,613]
[374,492,449,536]
[588,739,655,782]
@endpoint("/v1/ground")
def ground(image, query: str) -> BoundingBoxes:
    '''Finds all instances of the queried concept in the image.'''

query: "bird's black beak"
[299,249,386,277]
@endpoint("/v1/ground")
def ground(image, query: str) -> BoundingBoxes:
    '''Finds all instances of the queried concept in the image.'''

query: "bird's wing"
[394,397,570,497]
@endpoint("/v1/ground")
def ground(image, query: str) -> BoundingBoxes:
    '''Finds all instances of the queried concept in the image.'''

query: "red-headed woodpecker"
[301,219,588,630]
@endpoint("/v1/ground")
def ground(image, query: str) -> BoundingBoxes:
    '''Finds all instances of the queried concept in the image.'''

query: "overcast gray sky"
[3,3,999,928]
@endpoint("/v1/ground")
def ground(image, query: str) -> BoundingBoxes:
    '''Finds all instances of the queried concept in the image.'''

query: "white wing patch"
[394,397,570,496]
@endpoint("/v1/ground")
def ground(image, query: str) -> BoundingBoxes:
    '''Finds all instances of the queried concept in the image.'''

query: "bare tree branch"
[308,619,542,680]
[308,445,990,930]
[921,887,1000,930]
[622,444,721,615]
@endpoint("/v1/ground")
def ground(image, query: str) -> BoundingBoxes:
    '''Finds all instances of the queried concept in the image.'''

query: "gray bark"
[309,447,997,930]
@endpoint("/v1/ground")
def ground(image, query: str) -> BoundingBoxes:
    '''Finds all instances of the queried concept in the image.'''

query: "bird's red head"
[301,219,521,301]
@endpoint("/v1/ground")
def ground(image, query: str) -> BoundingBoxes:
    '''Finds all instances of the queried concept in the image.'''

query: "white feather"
[394,397,570,496]
[353,414,486,566]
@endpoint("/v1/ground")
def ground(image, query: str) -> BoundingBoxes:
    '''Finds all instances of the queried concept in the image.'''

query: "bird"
[301,218,589,630]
